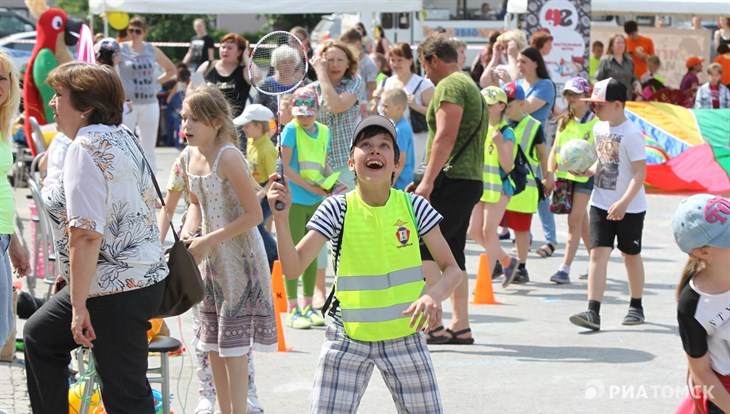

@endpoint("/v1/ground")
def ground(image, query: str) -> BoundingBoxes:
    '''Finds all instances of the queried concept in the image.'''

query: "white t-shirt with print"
[590,119,647,213]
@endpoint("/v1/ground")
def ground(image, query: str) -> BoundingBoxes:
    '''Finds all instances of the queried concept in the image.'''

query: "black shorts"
[589,206,645,255]
[420,177,482,270]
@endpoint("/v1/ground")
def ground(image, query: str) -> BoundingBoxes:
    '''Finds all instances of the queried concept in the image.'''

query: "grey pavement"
[1,146,691,413]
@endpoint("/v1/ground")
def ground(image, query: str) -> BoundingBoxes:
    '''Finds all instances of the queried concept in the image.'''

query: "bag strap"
[322,195,347,317]
[127,127,179,243]
[409,78,424,96]
[203,60,218,79]
[443,98,485,172]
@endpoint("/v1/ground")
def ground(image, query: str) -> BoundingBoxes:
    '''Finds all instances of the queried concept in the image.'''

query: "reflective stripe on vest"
[336,189,425,341]
[295,122,340,190]
[555,117,598,183]
[507,116,540,213]
[482,120,510,204]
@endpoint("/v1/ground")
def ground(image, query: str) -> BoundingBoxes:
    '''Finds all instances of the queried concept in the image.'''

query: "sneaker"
[622,307,645,325]
[579,270,589,280]
[550,270,571,284]
[512,267,529,284]
[247,394,264,414]
[501,258,519,288]
[303,304,325,326]
[491,262,503,280]
[194,398,215,414]
[569,310,601,331]
[286,307,312,329]
[498,231,511,240]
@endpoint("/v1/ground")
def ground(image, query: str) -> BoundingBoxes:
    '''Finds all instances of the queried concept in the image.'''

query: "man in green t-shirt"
[410,34,487,345]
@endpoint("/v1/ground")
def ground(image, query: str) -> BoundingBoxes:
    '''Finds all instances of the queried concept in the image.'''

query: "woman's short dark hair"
[128,16,148,31]
[220,33,248,64]
[47,62,124,126]
[520,47,551,80]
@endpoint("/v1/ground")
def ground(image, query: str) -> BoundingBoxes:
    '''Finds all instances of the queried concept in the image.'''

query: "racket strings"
[249,31,308,96]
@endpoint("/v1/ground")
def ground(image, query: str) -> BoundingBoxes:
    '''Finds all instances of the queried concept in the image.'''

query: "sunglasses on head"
[128,28,143,35]
[293,98,316,108]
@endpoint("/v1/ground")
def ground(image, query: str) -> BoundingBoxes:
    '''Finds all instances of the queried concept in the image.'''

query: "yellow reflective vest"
[295,120,340,190]
[482,120,513,204]
[506,115,540,214]
[336,189,426,341]
[554,116,598,183]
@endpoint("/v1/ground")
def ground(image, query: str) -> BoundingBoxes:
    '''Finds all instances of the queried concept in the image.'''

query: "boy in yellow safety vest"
[500,81,551,284]
[268,115,462,413]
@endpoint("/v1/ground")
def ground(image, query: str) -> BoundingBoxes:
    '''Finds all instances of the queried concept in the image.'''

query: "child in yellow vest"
[268,115,462,413]
[280,87,340,329]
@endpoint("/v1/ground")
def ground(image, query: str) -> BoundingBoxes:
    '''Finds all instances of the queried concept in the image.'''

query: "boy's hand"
[542,174,555,196]
[9,235,30,277]
[492,128,504,144]
[607,200,628,221]
[267,174,292,215]
[403,294,442,332]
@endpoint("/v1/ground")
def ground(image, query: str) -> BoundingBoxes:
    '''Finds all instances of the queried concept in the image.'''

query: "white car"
[0,31,36,72]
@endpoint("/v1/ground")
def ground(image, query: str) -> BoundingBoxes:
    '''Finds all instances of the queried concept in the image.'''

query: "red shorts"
[504,210,533,231]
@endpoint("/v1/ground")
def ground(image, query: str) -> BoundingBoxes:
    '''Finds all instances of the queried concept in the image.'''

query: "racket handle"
[275,158,285,211]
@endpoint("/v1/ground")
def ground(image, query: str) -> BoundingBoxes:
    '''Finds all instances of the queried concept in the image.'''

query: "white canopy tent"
[507,0,730,16]
[88,0,423,15]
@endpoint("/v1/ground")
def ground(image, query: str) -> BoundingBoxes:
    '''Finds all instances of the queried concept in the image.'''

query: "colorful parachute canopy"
[624,102,730,195]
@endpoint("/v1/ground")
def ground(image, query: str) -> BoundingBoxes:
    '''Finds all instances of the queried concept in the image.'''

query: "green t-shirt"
[425,71,487,181]
[0,137,15,234]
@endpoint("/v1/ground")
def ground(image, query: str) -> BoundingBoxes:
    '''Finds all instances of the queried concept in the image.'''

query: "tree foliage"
[52,0,324,63]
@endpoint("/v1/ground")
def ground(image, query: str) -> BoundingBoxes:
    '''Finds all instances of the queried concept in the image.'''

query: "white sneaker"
[194,398,215,414]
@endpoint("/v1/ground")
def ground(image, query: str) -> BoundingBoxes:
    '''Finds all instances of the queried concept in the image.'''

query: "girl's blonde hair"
[676,255,704,300]
[558,92,590,132]
[0,52,21,142]
[183,86,238,146]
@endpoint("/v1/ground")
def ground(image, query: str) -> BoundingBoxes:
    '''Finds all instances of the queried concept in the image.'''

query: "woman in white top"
[118,16,176,172]
[24,62,168,413]
[374,42,434,130]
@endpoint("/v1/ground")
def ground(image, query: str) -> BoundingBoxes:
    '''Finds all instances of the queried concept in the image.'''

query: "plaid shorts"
[310,318,443,413]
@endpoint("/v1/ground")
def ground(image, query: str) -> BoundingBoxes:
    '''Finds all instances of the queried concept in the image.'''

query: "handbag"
[131,132,204,318]
[549,179,573,214]
[413,99,485,189]
[408,78,428,133]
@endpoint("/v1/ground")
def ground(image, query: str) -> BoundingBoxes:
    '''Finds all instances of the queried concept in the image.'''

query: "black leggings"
[24,281,165,414]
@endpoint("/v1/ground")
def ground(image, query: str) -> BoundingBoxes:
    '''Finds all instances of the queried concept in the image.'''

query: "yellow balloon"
[107,12,129,31]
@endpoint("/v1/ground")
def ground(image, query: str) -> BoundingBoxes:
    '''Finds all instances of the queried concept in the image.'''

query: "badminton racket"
[248,31,309,211]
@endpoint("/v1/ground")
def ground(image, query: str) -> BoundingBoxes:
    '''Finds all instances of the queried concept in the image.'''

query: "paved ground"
[1,146,694,413]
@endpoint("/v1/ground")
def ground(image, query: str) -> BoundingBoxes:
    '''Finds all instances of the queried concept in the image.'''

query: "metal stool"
[77,335,182,414]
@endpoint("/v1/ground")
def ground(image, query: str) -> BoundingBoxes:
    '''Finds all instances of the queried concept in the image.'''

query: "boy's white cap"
[233,104,274,126]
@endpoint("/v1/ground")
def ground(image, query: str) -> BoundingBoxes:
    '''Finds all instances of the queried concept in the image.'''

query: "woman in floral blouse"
[23,62,168,413]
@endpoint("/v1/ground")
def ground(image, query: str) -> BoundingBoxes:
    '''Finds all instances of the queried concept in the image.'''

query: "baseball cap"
[685,56,704,69]
[502,82,525,101]
[291,87,319,117]
[233,104,274,126]
[581,78,627,103]
[671,194,730,254]
[350,115,400,159]
[564,77,590,95]
[94,37,120,58]
[482,86,508,105]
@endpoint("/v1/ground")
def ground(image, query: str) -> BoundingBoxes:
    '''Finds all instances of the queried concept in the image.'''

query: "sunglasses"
[293,98,316,108]
[128,28,143,35]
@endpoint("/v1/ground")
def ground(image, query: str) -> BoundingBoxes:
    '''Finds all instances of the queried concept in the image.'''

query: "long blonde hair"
[0,52,21,142]
[182,86,238,146]
[676,255,704,300]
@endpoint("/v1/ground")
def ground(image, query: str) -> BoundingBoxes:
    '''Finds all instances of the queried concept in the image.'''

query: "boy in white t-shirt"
[569,78,648,331]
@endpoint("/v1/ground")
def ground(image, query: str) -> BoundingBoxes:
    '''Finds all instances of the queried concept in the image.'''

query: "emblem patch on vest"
[394,219,412,248]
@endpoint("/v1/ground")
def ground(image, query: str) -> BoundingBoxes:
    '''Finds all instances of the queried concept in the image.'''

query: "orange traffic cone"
[271,260,292,352]
[271,260,287,314]
[471,253,500,305]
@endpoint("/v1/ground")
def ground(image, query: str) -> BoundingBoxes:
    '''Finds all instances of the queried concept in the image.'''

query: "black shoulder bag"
[412,99,485,189]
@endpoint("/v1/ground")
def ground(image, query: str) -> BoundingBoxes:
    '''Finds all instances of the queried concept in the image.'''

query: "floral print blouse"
[44,124,168,297]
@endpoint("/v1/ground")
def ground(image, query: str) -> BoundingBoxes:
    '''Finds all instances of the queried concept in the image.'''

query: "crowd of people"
[0,14,728,414]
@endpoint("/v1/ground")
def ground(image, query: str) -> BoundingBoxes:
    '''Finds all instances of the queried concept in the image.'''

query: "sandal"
[425,325,450,344]
[445,328,475,345]
[536,242,556,258]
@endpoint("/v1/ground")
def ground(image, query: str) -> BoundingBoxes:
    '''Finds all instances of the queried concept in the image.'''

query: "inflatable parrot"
[22,0,83,156]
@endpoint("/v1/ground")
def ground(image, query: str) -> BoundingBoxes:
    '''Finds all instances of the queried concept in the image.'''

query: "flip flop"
[445,328,475,345]
[536,242,556,258]
[425,325,450,344]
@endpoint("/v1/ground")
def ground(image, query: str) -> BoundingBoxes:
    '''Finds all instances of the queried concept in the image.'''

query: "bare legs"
[209,351,249,414]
